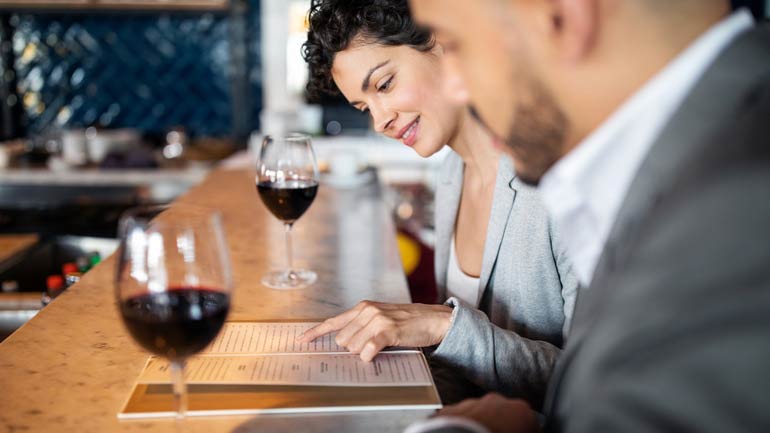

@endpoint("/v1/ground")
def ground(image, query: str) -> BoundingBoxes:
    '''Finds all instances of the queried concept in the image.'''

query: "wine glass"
[115,205,233,419]
[256,133,320,289]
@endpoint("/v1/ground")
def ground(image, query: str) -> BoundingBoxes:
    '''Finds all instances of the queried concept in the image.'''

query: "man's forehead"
[409,0,460,25]
[409,0,493,31]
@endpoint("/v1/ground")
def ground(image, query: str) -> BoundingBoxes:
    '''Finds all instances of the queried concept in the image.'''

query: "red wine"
[257,179,318,223]
[120,288,229,360]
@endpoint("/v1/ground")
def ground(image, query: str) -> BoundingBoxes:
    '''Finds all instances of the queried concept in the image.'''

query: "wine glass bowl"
[115,205,233,418]
[256,133,320,289]
[256,179,318,224]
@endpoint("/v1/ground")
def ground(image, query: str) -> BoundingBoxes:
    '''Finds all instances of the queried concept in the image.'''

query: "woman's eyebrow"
[361,60,390,91]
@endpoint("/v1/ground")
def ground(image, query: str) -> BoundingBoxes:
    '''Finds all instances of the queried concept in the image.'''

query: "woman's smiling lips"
[397,116,420,146]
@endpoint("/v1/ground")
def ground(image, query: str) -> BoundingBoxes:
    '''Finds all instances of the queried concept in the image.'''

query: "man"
[404,1,770,432]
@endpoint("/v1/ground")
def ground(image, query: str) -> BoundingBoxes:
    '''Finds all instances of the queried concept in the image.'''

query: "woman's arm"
[297,295,561,410]
[429,297,560,411]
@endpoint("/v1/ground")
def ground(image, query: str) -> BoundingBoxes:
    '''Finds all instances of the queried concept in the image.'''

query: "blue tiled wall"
[9,2,260,139]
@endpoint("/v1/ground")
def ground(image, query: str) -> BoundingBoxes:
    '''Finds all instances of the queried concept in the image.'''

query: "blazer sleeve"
[430,297,561,411]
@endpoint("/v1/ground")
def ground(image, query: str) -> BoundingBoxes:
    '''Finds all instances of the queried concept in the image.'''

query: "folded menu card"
[119,321,442,419]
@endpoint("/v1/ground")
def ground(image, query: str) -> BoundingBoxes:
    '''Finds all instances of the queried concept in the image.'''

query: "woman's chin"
[412,141,444,159]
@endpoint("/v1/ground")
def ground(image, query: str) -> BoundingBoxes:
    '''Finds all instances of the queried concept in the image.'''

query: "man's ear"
[549,0,599,62]
[441,72,471,106]
[440,55,472,106]
[431,41,445,56]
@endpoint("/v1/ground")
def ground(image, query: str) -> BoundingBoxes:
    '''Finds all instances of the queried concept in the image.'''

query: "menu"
[139,352,431,387]
[204,321,349,354]
[119,321,441,418]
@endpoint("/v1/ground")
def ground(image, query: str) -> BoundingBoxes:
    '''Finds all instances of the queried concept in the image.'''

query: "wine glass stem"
[171,360,187,419]
[284,222,294,277]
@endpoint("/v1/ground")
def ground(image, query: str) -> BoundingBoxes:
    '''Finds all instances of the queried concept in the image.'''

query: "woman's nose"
[372,106,396,133]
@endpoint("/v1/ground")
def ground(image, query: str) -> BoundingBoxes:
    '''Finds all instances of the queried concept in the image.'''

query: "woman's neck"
[448,109,500,189]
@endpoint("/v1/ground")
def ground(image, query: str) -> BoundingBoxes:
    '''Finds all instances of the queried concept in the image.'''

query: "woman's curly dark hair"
[302,0,435,102]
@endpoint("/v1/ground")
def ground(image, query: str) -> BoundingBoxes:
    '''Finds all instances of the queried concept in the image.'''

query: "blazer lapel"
[476,155,517,305]
[434,152,464,299]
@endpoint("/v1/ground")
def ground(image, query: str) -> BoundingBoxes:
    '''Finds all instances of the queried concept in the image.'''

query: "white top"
[538,9,754,288]
[446,235,481,306]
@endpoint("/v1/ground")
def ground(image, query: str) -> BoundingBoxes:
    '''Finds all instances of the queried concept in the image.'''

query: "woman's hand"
[297,301,454,362]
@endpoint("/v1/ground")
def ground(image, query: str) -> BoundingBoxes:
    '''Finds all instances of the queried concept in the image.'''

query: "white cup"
[61,129,88,166]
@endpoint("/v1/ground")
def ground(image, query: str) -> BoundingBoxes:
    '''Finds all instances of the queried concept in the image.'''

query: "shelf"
[0,0,229,12]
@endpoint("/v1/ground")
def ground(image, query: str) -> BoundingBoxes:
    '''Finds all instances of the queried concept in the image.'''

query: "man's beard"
[470,76,568,186]
[506,77,568,185]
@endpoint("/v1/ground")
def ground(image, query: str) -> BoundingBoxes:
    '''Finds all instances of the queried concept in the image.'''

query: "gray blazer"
[429,151,578,409]
[422,23,770,433]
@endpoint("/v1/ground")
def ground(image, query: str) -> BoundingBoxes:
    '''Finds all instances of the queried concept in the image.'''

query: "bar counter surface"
[0,168,430,433]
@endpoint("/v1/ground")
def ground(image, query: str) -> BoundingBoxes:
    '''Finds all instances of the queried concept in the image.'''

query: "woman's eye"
[377,76,393,92]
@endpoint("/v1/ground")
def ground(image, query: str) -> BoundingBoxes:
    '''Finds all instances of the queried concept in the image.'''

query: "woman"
[298,0,577,409]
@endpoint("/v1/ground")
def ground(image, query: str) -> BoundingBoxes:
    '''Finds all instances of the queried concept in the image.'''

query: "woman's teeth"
[401,118,419,140]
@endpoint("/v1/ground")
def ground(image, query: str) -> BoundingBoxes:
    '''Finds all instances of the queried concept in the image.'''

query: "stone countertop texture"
[0,168,428,433]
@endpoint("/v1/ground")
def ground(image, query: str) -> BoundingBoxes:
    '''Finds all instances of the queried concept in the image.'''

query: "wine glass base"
[261,269,317,289]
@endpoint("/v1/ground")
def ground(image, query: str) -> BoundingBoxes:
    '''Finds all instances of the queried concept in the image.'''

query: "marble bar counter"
[0,168,427,433]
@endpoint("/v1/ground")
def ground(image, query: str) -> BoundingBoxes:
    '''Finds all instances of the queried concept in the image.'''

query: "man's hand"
[438,394,540,433]
[297,301,454,362]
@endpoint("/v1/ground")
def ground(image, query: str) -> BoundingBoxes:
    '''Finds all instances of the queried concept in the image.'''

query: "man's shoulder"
[598,20,770,289]
[597,74,770,326]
